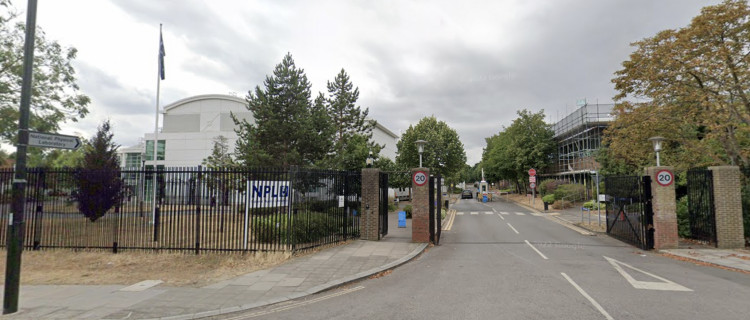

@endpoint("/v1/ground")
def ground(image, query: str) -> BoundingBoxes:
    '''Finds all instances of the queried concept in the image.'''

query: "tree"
[233,53,327,168]
[73,120,122,222]
[202,135,235,206]
[202,135,234,168]
[609,0,750,170]
[323,69,379,170]
[0,0,90,145]
[396,116,466,179]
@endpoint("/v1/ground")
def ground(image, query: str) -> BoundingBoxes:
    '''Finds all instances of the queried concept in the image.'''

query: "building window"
[124,153,142,168]
[145,140,166,161]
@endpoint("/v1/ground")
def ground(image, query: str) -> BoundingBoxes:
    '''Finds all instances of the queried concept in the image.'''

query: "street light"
[648,136,665,166]
[415,140,427,168]
[366,150,374,168]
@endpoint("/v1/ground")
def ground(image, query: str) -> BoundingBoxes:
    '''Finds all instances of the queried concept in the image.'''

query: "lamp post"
[366,150,374,168]
[649,136,665,166]
[415,140,427,168]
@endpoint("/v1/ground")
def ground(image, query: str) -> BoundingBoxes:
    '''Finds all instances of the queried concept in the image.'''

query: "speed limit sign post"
[656,169,674,187]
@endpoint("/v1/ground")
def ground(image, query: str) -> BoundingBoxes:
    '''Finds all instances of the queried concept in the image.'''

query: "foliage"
[482,110,556,191]
[233,53,327,168]
[607,0,750,174]
[539,179,563,196]
[395,116,466,179]
[0,2,90,145]
[253,212,351,244]
[542,194,556,204]
[553,184,585,202]
[73,120,122,222]
[676,196,691,238]
[202,135,234,168]
[582,200,603,210]
[403,205,413,219]
[552,200,572,210]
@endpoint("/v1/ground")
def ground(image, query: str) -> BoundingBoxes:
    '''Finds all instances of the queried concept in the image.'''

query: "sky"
[7,0,723,165]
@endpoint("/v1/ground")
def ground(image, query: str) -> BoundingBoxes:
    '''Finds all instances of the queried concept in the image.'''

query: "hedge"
[253,212,354,244]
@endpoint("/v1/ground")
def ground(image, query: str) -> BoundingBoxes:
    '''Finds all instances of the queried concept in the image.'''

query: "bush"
[582,200,603,210]
[553,184,586,202]
[539,180,563,196]
[388,202,397,212]
[676,196,691,238]
[253,212,352,244]
[552,200,572,209]
[403,205,413,219]
[542,194,556,204]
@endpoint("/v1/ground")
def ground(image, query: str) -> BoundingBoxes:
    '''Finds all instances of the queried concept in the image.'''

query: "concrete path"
[1,221,425,320]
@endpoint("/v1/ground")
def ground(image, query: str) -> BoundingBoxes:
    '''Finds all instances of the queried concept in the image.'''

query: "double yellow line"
[443,208,457,231]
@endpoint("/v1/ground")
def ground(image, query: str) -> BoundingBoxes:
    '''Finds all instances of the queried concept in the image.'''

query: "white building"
[119,94,399,168]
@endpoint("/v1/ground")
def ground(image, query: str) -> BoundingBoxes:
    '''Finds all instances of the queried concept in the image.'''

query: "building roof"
[162,94,246,113]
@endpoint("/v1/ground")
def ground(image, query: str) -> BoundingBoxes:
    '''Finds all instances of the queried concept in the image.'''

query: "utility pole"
[4,0,38,314]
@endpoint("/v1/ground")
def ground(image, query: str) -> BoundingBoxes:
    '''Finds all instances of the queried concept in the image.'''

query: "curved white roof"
[163,94,246,113]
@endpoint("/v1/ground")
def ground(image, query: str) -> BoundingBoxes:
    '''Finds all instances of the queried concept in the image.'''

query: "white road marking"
[561,273,614,320]
[484,211,494,215]
[603,256,692,291]
[496,213,505,220]
[500,212,510,215]
[506,223,520,234]
[525,240,548,260]
[470,212,478,215]
[530,212,544,216]
[515,212,526,216]
[457,212,464,215]
[231,286,366,319]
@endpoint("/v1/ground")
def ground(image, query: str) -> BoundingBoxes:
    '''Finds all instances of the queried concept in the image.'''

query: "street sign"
[413,171,428,186]
[529,176,537,183]
[656,170,674,187]
[28,131,81,150]
[530,182,536,189]
[528,168,536,176]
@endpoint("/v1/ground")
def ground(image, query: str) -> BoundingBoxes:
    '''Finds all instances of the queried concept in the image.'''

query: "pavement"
[501,192,750,273]
[0,211,426,320]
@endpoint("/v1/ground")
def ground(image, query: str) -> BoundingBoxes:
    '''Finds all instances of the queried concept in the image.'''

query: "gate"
[379,172,389,238]
[686,169,716,245]
[428,175,442,245]
[604,175,654,250]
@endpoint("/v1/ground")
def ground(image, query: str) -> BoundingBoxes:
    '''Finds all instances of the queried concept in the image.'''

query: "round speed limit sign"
[413,171,428,186]
[656,169,674,187]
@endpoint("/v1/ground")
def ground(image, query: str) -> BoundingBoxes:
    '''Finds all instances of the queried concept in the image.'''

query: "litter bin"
[444,199,449,210]
[544,202,549,211]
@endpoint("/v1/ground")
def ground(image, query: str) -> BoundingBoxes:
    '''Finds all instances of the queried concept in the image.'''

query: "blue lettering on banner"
[248,181,291,208]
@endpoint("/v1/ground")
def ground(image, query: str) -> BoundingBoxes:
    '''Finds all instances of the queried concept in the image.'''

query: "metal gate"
[379,172,389,238]
[686,169,716,245]
[429,175,442,245]
[605,175,654,250]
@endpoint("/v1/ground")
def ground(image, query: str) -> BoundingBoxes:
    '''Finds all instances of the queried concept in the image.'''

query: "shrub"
[582,200,603,210]
[542,194,556,204]
[676,196,691,238]
[403,205,413,219]
[552,200,572,209]
[388,202,397,212]
[253,212,351,244]
[539,180,563,196]
[553,184,585,202]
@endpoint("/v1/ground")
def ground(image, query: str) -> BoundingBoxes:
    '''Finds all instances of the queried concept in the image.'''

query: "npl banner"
[247,180,291,208]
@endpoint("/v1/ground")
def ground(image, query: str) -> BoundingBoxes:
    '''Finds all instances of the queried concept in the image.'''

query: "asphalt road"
[216,198,750,320]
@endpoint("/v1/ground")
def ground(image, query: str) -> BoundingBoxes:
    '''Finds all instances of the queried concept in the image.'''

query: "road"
[214,197,750,320]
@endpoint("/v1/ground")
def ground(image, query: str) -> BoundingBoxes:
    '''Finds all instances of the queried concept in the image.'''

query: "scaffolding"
[547,103,614,183]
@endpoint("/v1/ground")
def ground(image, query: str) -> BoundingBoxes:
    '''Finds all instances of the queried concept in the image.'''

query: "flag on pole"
[159,27,166,80]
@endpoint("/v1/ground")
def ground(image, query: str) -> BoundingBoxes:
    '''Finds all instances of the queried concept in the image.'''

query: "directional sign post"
[28,131,81,150]
[528,169,536,206]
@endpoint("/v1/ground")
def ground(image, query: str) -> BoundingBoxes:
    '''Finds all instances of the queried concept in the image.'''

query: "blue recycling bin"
[398,211,406,228]
[482,195,488,203]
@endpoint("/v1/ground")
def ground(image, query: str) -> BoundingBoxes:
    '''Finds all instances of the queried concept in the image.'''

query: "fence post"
[195,165,202,255]
[709,166,745,249]
[287,166,298,252]
[360,168,380,241]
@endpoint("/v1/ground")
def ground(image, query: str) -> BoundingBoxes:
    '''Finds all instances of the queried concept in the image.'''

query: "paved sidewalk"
[1,237,425,320]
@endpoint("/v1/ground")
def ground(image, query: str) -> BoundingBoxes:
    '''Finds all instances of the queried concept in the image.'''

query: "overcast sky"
[9,0,722,164]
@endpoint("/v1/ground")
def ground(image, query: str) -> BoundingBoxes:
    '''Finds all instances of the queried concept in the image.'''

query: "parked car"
[461,189,473,199]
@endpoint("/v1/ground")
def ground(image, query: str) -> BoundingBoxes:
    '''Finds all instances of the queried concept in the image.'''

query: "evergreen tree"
[74,120,122,222]
[233,53,326,168]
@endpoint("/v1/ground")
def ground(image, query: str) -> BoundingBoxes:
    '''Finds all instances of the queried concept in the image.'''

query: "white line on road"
[457,212,464,215]
[506,223,520,234]
[496,213,505,220]
[524,240,548,260]
[561,273,614,320]
[470,212,478,215]
[484,211,494,215]
[603,256,692,291]
[500,212,509,215]
[492,208,497,213]
[515,212,526,216]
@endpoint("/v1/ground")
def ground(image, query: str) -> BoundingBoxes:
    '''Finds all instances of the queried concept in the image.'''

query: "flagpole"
[152,24,163,225]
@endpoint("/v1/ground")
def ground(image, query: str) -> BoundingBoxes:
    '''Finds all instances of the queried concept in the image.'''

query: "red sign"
[413,171,428,186]
[656,170,674,187]
[528,168,536,176]
[529,176,537,183]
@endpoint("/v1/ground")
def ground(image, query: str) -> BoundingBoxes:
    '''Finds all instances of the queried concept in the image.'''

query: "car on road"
[461,189,473,199]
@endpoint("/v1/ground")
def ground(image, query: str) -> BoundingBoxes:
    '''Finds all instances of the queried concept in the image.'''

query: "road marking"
[229,286,366,319]
[525,240,548,260]
[506,223,519,234]
[515,212,526,216]
[500,212,510,215]
[470,212,478,215]
[492,208,497,213]
[443,210,456,231]
[457,212,464,215]
[603,256,692,291]
[561,273,614,320]
[496,213,505,220]
[484,211,493,215]
[530,212,544,216]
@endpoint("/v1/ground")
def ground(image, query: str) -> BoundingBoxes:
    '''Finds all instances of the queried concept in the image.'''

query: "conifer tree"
[74,120,122,222]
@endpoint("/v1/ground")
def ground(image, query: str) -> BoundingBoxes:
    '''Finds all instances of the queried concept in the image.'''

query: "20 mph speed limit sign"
[413,171,428,186]
[656,169,674,187]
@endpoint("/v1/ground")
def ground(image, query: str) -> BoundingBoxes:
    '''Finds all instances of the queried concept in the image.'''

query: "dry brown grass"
[0,249,290,287]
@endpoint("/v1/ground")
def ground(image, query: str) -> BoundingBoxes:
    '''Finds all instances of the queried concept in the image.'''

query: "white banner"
[247,180,291,208]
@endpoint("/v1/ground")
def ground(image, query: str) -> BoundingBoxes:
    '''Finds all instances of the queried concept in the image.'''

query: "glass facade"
[124,152,143,168]
[145,140,166,161]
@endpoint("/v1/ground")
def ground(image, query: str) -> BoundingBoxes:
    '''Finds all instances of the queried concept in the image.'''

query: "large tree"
[233,53,327,168]
[608,0,750,171]
[73,120,122,222]
[0,0,90,145]
[396,116,466,179]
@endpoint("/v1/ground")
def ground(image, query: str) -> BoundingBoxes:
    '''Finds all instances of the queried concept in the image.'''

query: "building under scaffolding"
[545,103,614,185]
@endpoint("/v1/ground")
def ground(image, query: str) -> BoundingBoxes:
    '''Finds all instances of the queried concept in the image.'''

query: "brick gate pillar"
[645,166,678,249]
[411,168,430,243]
[361,168,380,241]
[709,166,745,249]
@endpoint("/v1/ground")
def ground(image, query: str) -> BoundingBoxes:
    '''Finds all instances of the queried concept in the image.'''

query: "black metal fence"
[604,175,654,250]
[686,169,716,245]
[379,172,389,238]
[742,167,750,245]
[0,167,361,253]
[429,175,442,245]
